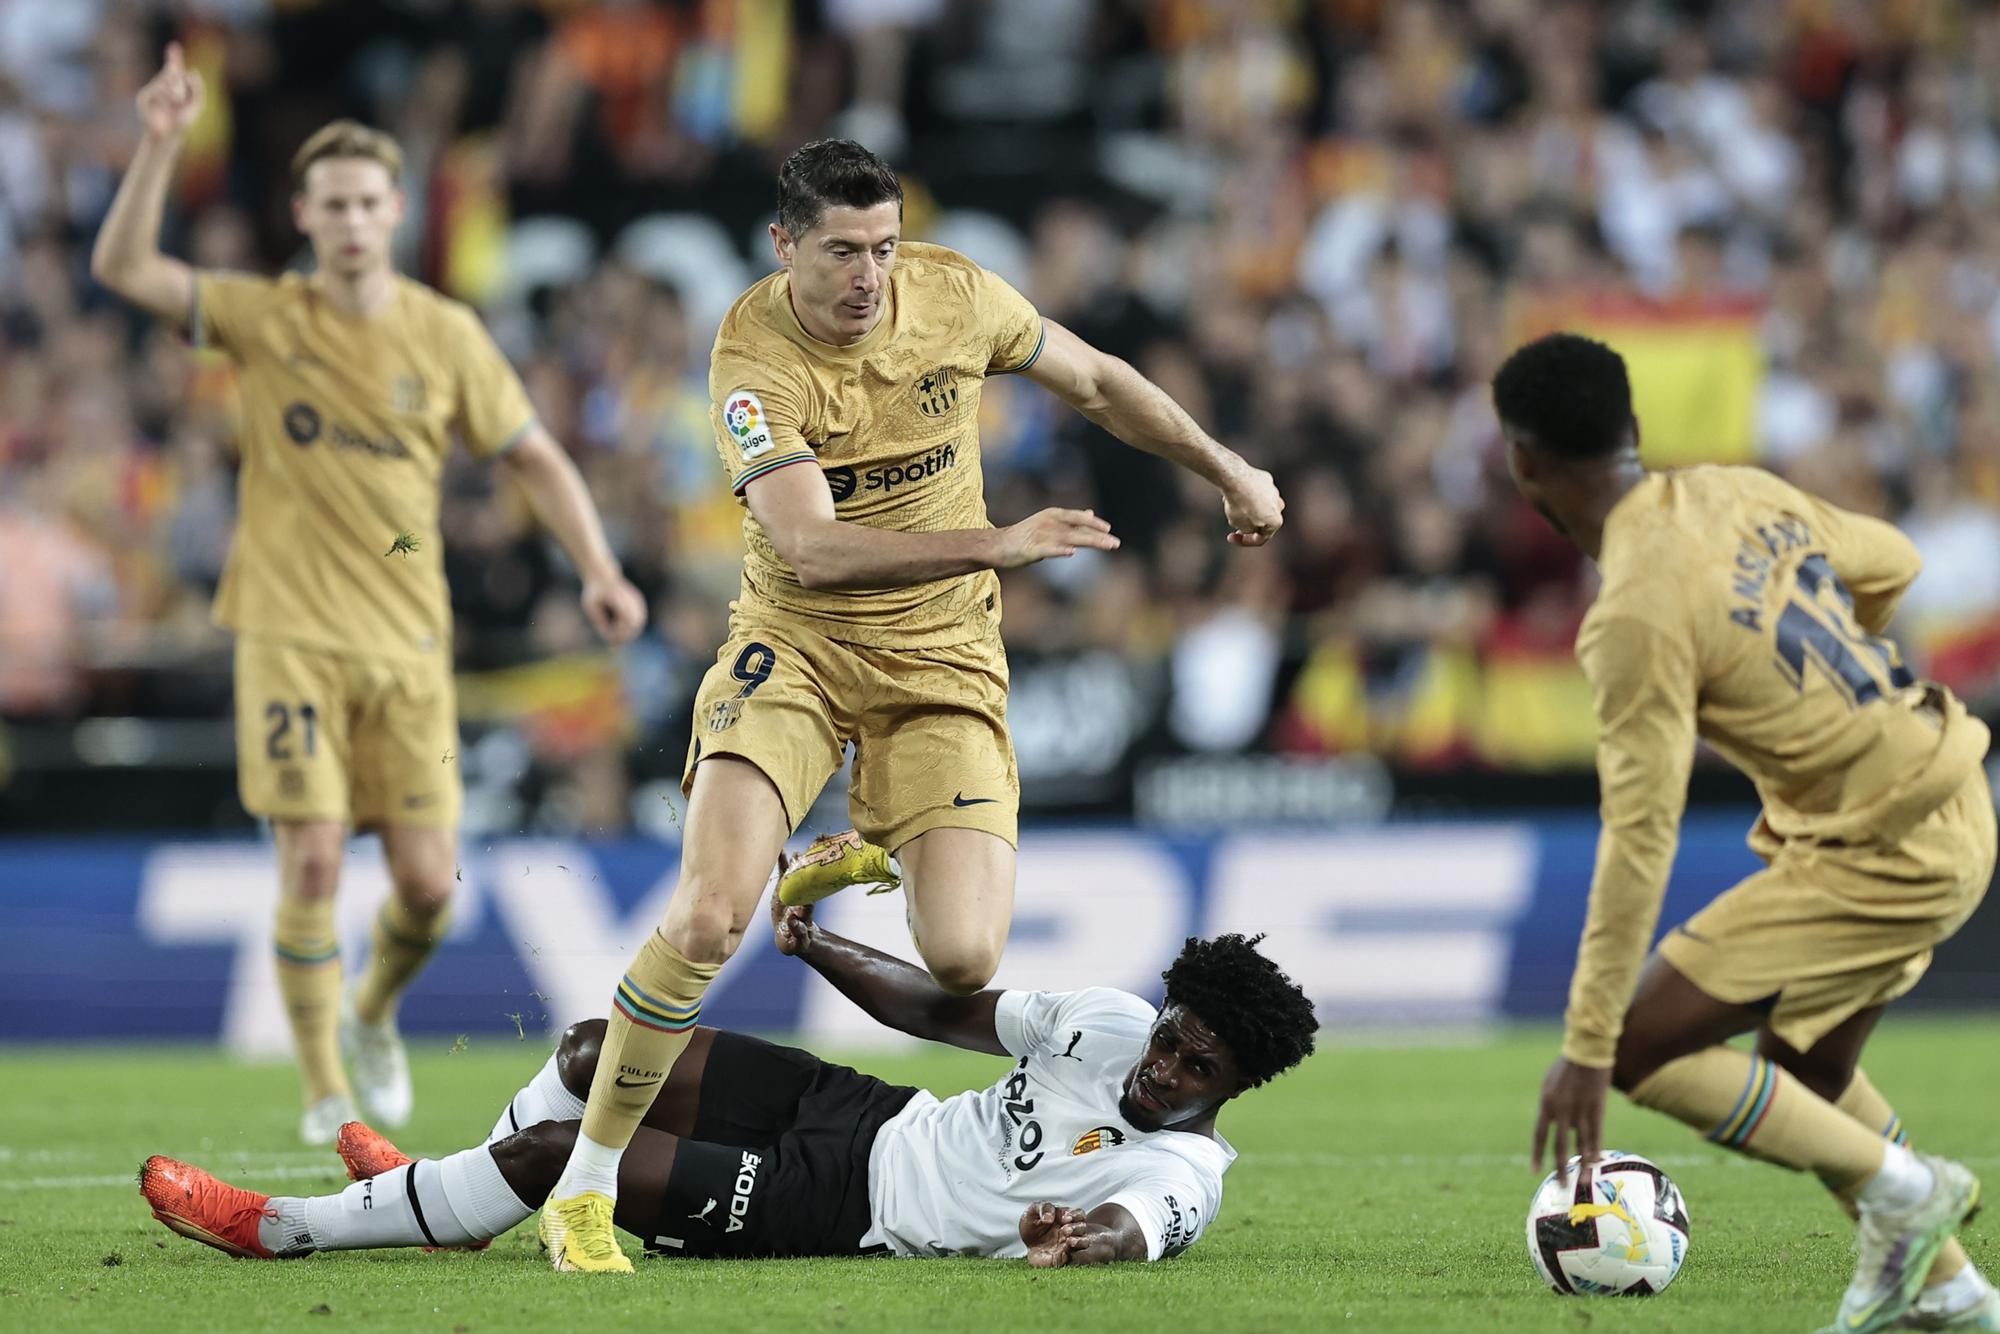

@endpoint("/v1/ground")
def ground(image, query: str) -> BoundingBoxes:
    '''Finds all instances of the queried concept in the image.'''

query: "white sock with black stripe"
[486,1053,586,1144]
[438,1143,534,1236]
[294,1150,528,1252]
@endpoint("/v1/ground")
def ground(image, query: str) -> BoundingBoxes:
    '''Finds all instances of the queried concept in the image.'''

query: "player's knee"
[284,847,342,901]
[1610,1032,1666,1095]
[661,891,747,965]
[493,1119,577,1194]
[392,874,453,918]
[555,1020,607,1096]
[927,949,999,997]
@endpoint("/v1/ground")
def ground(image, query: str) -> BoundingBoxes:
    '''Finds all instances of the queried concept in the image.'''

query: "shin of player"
[539,757,779,1271]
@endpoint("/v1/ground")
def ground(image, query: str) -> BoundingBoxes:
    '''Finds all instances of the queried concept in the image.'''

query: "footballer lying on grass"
[141,883,1317,1266]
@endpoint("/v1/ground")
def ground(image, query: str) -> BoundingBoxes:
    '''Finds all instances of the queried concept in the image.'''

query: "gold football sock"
[274,894,348,1103]
[352,895,449,1026]
[577,930,721,1151]
[1836,1071,1969,1286]
[1628,1049,1883,1191]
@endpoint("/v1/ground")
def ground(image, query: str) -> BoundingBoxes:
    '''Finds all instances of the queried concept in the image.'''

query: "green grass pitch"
[3,1019,1994,1332]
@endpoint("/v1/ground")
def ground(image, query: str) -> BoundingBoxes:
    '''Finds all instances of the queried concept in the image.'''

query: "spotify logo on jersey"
[283,402,322,446]
[823,441,960,505]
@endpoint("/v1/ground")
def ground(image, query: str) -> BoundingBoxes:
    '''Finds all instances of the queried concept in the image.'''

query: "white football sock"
[486,1053,587,1144]
[437,1142,533,1236]
[298,1150,526,1251]
[1856,1142,1936,1212]
[551,1131,623,1200]
[257,1197,316,1257]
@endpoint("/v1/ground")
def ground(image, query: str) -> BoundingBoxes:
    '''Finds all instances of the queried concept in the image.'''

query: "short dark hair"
[1490,332,1633,460]
[1162,934,1317,1088]
[776,139,902,242]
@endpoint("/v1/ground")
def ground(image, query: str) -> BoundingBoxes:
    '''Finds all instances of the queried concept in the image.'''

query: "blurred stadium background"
[3,0,2000,1053]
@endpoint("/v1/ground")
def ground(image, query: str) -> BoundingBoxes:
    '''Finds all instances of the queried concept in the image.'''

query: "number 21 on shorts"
[265,700,319,760]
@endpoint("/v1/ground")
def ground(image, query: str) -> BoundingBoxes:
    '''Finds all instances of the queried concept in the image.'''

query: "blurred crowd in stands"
[9,0,2000,829]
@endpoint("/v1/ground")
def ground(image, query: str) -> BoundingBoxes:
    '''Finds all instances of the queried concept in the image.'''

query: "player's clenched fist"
[580,571,648,646]
[994,508,1120,569]
[137,42,205,142]
[1221,464,1284,547]
[770,878,815,957]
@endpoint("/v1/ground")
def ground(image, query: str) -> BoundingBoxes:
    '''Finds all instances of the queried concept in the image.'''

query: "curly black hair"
[776,138,903,242]
[1161,934,1317,1088]
[1490,332,1633,460]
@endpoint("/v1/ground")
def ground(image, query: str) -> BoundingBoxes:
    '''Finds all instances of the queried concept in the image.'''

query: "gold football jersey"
[706,241,1045,647]
[196,271,536,659]
[1563,466,1990,1064]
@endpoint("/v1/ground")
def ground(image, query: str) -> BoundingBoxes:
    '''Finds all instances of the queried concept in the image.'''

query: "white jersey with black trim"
[861,987,1233,1260]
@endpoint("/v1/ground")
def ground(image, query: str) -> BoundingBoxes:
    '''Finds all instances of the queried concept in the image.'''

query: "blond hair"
[290,120,404,194]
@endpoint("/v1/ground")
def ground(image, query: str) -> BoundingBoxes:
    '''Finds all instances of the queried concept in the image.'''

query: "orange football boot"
[336,1120,491,1252]
[138,1155,275,1259]
[336,1120,413,1181]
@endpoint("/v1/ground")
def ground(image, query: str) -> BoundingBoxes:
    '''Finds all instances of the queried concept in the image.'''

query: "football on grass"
[1526,1152,1691,1296]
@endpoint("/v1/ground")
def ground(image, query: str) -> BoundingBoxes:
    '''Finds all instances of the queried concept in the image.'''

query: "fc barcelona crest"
[915,367,959,418]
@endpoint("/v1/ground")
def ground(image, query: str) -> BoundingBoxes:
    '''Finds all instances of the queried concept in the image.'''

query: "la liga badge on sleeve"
[725,390,776,460]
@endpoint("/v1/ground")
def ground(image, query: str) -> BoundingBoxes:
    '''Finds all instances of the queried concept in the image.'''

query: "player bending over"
[140,895,1316,1266]
[91,47,646,1144]
[538,136,1286,1270]
[1496,334,1995,1334]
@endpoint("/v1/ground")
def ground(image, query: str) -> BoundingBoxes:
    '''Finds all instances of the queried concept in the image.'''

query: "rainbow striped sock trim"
[1883,1114,1910,1147]
[274,939,339,966]
[1709,1055,1779,1149]
[612,973,701,1034]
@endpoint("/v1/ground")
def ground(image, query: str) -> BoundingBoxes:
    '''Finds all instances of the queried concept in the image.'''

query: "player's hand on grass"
[1221,464,1284,547]
[137,43,205,142]
[1022,1205,1120,1268]
[995,508,1119,569]
[580,571,647,646]
[1531,1057,1612,1181]
[1020,1203,1085,1265]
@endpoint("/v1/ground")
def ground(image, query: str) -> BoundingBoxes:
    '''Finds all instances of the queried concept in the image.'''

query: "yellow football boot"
[778,831,901,907]
[539,1192,633,1273]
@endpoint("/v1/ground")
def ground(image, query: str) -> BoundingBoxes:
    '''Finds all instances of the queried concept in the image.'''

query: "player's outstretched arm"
[771,893,1007,1053]
[1020,1201,1147,1267]
[1021,320,1284,547]
[90,43,202,328]
[496,425,647,644]
[744,458,1119,591]
[1533,613,1697,1173]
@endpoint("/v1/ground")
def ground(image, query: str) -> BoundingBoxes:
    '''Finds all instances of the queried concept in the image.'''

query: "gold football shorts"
[682,615,1018,851]
[234,636,461,830]
[1660,771,1996,1052]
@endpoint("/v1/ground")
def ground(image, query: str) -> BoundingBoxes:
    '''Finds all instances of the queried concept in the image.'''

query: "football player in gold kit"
[538,139,1285,1271]
[92,47,647,1144]
[1499,335,1995,1333]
